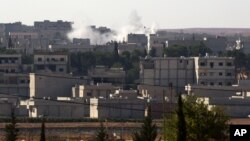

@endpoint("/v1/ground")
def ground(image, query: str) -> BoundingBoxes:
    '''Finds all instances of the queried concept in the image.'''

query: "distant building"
[127,34,148,46]
[72,83,119,98]
[140,57,195,92]
[29,73,88,99]
[203,36,227,53]
[73,38,91,46]
[33,51,69,73]
[0,54,22,73]
[194,56,236,86]
[88,66,126,86]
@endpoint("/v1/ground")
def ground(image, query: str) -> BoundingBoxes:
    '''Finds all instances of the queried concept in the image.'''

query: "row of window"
[200,62,233,67]
[0,69,17,73]
[37,57,65,62]
[200,82,232,86]
[199,72,233,76]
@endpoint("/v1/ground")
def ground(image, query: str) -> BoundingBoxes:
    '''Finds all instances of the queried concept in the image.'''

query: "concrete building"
[0,54,22,73]
[203,36,227,53]
[186,80,250,118]
[72,83,119,98]
[45,44,94,53]
[194,56,236,86]
[0,73,29,97]
[127,34,148,46]
[29,73,88,99]
[20,98,87,118]
[88,66,125,86]
[33,51,68,73]
[140,57,195,92]
[73,38,91,46]
[118,43,145,54]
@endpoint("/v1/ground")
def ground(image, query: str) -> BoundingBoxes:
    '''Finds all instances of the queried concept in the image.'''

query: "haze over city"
[1,0,250,28]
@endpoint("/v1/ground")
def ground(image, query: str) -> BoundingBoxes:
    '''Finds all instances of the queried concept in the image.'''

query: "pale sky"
[0,0,249,28]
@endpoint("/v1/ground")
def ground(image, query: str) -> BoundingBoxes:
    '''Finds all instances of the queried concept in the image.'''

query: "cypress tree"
[177,94,186,141]
[4,108,19,141]
[40,116,46,141]
[132,105,157,141]
[95,122,108,141]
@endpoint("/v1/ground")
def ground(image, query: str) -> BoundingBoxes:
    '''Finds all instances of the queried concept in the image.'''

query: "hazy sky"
[0,0,249,28]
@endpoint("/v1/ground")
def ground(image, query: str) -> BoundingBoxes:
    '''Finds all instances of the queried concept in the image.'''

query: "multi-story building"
[194,56,235,86]
[0,54,22,73]
[140,57,195,92]
[33,51,68,73]
[127,34,148,46]
[88,66,126,86]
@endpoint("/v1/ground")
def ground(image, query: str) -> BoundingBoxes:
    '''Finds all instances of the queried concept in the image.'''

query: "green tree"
[40,116,46,141]
[132,105,157,141]
[164,95,229,141]
[95,122,108,141]
[177,94,186,141]
[4,108,19,141]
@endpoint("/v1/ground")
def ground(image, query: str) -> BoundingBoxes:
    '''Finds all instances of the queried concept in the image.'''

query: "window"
[200,62,206,66]
[200,82,205,85]
[227,82,232,86]
[20,80,25,84]
[227,62,232,66]
[10,69,15,73]
[210,62,214,68]
[226,72,232,76]
[219,82,222,86]
[86,92,92,97]
[59,68,64,72]
[209,72,214,76]
[219,72,223,76]
[60,58,65,62]
[47,58,50,62]
[186,60,189,65]
[11,60,15,64]
[218,62,223,66]
[38,58,42,62]
[210,82,214,86]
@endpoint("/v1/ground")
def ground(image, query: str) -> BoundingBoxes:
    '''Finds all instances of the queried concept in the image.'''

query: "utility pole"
[163,89,166,141]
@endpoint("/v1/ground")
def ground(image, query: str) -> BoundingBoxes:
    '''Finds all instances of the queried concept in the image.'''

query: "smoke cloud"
[67,10,158,45]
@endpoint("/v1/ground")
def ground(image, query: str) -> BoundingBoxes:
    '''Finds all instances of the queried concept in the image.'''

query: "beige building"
[33,51,68,73]
[29,73,88,99]
[72,83,119,98]
[194,56,235,86]
[140,57,195,92]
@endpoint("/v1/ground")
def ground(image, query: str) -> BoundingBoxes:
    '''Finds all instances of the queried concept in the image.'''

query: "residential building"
[0,54,22,73]
[33,51,69,73]
[88,66,125,86]
[194,56,236,86]
[140,57,195,92]
[127,34,148,46]
[0,73,29,97]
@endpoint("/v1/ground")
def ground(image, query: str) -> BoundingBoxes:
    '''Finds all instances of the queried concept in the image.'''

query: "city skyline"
[1,0,250,29]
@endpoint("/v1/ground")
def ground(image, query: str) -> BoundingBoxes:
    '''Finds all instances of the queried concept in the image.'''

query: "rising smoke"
[67,10,158,45]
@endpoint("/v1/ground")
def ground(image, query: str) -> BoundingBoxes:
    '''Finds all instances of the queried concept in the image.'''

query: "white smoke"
[67,10,158,45]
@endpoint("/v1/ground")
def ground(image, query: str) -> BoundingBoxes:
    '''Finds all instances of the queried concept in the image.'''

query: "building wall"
[140,57,195,92]
[90,98,147,119]
[0,54,22,73]
[29,73,88,99]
